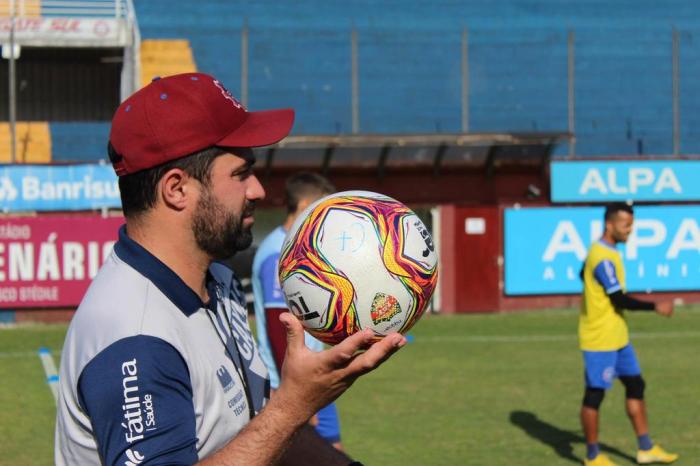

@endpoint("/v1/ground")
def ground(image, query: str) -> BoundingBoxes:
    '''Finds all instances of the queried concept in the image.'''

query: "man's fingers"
[279,312,306,353]
[323,328,376,367]
[342,333,406,377]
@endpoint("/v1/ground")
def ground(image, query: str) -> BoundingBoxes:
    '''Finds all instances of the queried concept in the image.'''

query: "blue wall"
[51,123,110,162]
[53,1,700,161]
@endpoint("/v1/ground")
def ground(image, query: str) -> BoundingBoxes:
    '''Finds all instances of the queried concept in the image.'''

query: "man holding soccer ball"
[579,203,678,466]
[55,73,406,465]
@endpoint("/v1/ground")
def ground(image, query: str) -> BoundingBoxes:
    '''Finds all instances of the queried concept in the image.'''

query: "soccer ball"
[278,191,438,345]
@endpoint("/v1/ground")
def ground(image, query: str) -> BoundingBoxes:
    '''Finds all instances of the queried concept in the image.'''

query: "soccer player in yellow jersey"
[580,203,678,466]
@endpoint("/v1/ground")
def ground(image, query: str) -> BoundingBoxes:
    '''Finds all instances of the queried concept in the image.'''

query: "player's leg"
[616,344,647,434]
[315,402,343,451]
[617,345,678,464]
[581,350,617,465]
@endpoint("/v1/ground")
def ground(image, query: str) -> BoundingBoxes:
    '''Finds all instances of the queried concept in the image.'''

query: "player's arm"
[608,291,655,311]
[258,253,291,370]
[593,260,673,315]
[266,307,288,369]
[609,292,674,316]
[78,336,198,466]
[200,313,405,466]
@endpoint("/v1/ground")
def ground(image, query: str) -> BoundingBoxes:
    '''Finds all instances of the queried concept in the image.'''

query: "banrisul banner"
[550,160,700,202]
[0,164,120,212]
[504,206,700,295]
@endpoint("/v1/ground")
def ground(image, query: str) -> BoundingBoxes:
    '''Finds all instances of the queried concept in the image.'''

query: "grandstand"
[130,0,700,157]
[3,0,700,166]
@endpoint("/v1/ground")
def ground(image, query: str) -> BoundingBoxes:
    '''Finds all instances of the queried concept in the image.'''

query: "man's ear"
[159,168,193,211]
[603,218,612,232]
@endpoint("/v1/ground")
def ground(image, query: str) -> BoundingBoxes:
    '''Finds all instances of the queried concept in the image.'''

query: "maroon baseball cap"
[109,72,295,176]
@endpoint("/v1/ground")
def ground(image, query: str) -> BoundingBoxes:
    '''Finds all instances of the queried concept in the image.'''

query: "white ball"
[278,191,438,345]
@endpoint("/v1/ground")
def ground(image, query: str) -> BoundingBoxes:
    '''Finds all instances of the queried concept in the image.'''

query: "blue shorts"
[315,402,341,444]
[582,344,642,389]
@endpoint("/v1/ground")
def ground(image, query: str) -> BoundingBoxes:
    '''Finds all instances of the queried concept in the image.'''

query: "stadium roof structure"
[256,132,571,206]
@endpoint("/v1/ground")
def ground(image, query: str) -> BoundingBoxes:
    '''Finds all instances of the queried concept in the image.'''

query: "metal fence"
[2,10,698,159]
[0,0,129,18]
[235,27,696,158]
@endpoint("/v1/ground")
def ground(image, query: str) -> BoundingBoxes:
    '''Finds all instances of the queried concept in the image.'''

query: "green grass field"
[1,306,698,465]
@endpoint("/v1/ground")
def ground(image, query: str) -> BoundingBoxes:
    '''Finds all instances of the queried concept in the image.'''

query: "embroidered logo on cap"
[213,80,245,110]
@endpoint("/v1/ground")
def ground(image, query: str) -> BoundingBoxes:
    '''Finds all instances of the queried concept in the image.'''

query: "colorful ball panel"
[279,191,438,345]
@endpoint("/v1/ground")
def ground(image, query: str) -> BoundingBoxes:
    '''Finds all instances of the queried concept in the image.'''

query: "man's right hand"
[274,312,406,422]
[655,300,674,317]
[200,313,405,466]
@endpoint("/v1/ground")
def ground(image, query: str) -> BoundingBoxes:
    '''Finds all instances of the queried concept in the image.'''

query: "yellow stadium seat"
[140,39,197,88]
[0,0,41,17]
[0,122,52,163]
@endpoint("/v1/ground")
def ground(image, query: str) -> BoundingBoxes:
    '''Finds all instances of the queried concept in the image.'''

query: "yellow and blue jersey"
[579,240,629,351]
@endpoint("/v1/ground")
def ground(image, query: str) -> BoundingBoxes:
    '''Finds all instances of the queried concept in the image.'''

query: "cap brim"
[217,108,294,148]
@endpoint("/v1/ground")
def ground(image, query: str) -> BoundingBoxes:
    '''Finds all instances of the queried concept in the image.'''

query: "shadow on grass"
[509,410,636,464]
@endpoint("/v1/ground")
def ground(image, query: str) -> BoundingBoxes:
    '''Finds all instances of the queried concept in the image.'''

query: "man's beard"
[612,231,627,244]
[192,188,254,260]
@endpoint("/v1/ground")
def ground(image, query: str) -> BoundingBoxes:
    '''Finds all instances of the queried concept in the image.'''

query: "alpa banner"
[504,206,700,295]
[0,164,121,212]
[550,160,700,202]
[0,215,124,308]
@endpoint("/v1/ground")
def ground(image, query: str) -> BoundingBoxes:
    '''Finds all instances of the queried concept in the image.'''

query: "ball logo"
[370,292,402,325]
[414,221,435,258]
[213,79,244,110]
[288,294,320,321]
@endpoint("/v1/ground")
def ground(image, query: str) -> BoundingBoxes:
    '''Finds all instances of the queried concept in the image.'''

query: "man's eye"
[234,166,253,179]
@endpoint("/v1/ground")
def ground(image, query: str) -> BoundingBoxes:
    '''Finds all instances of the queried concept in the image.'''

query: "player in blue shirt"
[252,172,343,449]
[55,73,406,466]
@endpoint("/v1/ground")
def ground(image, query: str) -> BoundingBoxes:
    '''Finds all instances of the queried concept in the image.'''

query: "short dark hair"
[111,143,227,218]
[285,172,335,213]
[604,202,634,221]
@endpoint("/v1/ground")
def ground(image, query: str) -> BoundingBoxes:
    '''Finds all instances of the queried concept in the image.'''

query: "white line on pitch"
[38,347,59,404]
[412,331,700,343]
[0,330,698,358]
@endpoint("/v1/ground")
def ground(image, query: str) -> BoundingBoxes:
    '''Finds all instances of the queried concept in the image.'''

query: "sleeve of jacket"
[77,335,198,466]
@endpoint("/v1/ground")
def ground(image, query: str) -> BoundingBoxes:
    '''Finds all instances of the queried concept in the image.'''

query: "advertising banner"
[0,216,123,308]
[0,164,121,212]
[550,160,700,203]
[504,206,700,295]
[0,18,127,46]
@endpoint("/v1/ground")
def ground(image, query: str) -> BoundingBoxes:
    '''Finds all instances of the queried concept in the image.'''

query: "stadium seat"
[0,0,41,17]
[0,122,51,163]
[2,1,696,157]
[140,39,198,87]
[49,122,110,163]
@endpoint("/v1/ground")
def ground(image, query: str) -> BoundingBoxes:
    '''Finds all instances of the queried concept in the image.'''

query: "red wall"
[439,205,501,312]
